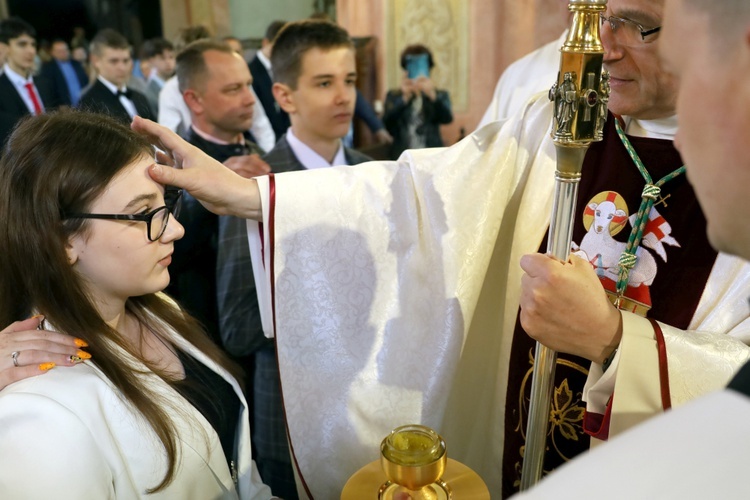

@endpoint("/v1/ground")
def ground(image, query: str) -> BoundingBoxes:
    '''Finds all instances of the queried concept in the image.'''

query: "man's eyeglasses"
[599,13,661,46]
[63,188,183,242]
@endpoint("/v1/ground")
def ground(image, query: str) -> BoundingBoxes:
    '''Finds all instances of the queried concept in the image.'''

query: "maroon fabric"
[268,173,277,333]
[582,397,612,440]
[501,114,717,498]
[650,318,673,410]
[583,319,672,441]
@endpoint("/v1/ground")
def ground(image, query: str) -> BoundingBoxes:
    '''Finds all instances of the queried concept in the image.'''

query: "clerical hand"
[132,116,263,221]
[519,253,622,364]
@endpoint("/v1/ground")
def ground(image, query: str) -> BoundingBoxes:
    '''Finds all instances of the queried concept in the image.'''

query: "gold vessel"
[378,424,451,499]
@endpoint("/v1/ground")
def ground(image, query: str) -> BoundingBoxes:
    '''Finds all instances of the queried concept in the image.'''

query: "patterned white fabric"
[249,95,750,497]
[478,30,567,128]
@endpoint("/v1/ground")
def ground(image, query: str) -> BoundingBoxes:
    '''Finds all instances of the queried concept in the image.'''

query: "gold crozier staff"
[520,0,610,489]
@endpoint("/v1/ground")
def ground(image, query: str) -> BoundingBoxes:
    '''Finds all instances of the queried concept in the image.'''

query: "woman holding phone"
[382,44,453,160]
[0,110,274,499]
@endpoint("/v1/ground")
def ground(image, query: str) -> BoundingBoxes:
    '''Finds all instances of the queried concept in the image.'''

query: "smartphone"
[406,54,430,79]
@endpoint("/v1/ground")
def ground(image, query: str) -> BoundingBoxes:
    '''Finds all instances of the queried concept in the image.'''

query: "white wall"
[229,0,315,39]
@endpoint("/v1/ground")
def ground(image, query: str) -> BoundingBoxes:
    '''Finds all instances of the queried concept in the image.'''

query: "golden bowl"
[380,424,447,491]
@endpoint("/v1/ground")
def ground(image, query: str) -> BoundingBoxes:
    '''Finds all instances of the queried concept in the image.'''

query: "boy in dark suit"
[0,17,57,146]
[78,29,154,123]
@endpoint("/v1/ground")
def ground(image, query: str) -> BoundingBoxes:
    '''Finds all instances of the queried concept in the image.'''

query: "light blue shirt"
[56,60,82,105]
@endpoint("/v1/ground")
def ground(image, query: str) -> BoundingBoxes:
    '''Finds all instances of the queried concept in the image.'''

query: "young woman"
[0,110,273,499]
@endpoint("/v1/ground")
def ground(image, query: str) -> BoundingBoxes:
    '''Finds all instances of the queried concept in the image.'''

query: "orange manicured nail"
[74,338,89,347]
[39,362,56,371]
[31,314,44,320]
[75,350,91,360]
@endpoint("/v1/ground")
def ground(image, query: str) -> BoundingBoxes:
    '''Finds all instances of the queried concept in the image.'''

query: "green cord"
[612,117,686,306]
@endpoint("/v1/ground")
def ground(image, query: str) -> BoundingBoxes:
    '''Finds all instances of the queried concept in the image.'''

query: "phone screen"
[406,54,430,79]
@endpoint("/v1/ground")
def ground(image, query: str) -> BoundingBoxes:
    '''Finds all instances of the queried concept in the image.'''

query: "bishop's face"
[601,0,677,119]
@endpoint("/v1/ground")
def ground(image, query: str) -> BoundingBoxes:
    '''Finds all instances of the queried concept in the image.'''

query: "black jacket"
[39,59,89,107]
[383,88,453,160]
[0,72,58,148]
[249,55,290,141]
[166,129,263,342]
[78,79,155,123]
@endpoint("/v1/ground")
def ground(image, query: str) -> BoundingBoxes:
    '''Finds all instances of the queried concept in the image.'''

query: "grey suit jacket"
[145,78,161,116]
[217,135,371,357]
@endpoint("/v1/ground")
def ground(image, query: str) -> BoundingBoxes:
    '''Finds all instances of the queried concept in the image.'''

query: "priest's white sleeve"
[247,175,275,339]
[583,252,750,439]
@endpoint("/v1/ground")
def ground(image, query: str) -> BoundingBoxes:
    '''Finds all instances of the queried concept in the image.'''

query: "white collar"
[286,128,347,169]
[256,50,272,73]
[3,63,33,85]
[97,75,126,95]
[191,124,243,145]
[623,115,678,140]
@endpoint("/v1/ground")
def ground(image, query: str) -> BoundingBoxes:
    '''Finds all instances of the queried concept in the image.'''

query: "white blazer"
[0,320,272,499]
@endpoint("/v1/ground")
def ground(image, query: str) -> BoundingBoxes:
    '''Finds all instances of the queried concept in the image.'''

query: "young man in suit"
[40,39,89,106]
[78,29,154,123]
[215,20,372,500]
[0,17,57,146]
[249,20,290,142]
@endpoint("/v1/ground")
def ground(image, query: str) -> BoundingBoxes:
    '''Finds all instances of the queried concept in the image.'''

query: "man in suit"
[249,20,290,142]
[0,17,57,146]
[168,39,271,344]
[142,37,175,116]
[216,20,371,500]
[78,29,154,123]
[40,39,89,107]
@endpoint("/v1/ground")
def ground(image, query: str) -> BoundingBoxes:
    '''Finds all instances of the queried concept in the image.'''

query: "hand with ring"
[1,316,90,391]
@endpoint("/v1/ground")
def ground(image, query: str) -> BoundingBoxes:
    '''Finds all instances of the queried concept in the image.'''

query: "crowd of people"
[1,1,749,498]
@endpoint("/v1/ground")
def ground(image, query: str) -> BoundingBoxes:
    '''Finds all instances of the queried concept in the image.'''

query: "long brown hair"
[0,109,242,492]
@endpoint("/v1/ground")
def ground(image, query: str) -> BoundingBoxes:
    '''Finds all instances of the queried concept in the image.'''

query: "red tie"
[24,82,43,115]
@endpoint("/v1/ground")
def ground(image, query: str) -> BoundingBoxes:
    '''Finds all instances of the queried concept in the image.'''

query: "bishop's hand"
[131,116,263,221]
[519,253,622,364]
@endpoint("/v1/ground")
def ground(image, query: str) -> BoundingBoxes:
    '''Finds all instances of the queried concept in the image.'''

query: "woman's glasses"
[63,188,183,242]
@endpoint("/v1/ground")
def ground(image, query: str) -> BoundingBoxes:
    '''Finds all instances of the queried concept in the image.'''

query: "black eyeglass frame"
[63,188,183,242]
[599,12,661,41]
